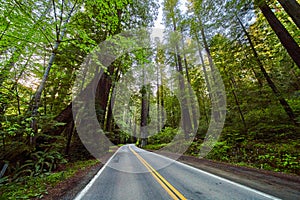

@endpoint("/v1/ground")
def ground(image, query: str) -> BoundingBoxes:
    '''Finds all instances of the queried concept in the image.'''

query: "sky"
[154,0,188,29]
[151,0,188,41]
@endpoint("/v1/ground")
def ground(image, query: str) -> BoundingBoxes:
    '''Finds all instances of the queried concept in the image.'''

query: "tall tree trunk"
[194,33,211,126]
[140,85,148,147]
[160,85,165,129]
[237,15,298,125]
[181,35,198,129]
[195,33,213,101]
[277,0,300,29]
[65,120,74,155]
[156,62,161,133]
[156,45,165,130]
[172,17,192,139]
[257,0,300,69]
[104,67,121,144]
[30,3,77,146]
[199,92,209,125]
[105,86,114,133]
[95,74,112,126]
[198,17,222,123]
[229,76,247,129]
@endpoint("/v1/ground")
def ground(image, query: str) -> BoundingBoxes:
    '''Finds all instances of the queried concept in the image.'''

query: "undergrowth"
[0,159,99,199]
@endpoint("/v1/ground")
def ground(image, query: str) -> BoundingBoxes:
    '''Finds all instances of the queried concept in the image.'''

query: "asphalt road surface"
[74,144,280,200]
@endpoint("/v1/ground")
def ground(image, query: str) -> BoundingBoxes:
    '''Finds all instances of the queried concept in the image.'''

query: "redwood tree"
[256,0,300,69]
[277,0,300,29]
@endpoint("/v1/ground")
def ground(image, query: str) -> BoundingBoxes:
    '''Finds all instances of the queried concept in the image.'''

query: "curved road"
[74,144,280,200]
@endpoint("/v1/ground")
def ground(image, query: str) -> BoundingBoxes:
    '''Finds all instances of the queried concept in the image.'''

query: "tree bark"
[195,33,212,101]
[198,17,222,123]
[156,62,161,133]
[104,67,120,132]
[48,69,113,137]
[140,84,148,147]
[181,35,198,129]
[172,16,192,139]
[257,0,300,69]
[160,85,165,129]
[277,0,300,29]
[65,120,74,155]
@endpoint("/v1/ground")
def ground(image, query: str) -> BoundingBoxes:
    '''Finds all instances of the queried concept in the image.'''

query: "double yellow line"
[129,146,187,200]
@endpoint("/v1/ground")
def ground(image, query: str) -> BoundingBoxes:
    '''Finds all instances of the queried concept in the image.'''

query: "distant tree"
[163,0,192,139]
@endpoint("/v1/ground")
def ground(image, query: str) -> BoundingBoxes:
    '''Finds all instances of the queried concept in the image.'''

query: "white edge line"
[73,147,122,200]
[138,147,281,200]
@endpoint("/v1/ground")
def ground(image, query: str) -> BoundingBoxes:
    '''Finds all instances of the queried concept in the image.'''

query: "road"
[74,144,280,200]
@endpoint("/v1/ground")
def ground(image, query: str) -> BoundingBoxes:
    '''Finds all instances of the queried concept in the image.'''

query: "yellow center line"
[129,146,187,200]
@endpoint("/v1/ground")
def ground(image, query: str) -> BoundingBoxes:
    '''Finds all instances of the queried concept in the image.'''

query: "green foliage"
[147,127,178,145]
[201,129,300,175]
[143,143,168,150]
[12,150,67,180]
[206,141,231,161]
[184,141,202,156]
[0,159,99,199]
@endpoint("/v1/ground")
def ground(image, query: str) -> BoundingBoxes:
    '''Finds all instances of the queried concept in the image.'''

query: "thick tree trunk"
[105,92,115,134]
[65,120,74,155]
[277,0,300,29]
[104,67,120,132]
[133,115,137,143]
[95,72,113,127]
[237,16,298,125]
[140,85,148,147]
[105,92,114,133]
[257,0,300,69]
[50,69,113,137]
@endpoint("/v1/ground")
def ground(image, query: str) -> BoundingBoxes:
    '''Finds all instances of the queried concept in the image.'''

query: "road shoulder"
[157,151,300,200]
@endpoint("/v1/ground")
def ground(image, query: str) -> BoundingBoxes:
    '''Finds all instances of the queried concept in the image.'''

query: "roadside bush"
[12,150,67,180]
[147,127,178,145]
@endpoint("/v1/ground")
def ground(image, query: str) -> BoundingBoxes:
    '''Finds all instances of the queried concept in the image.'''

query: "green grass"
[0,159,99,200]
